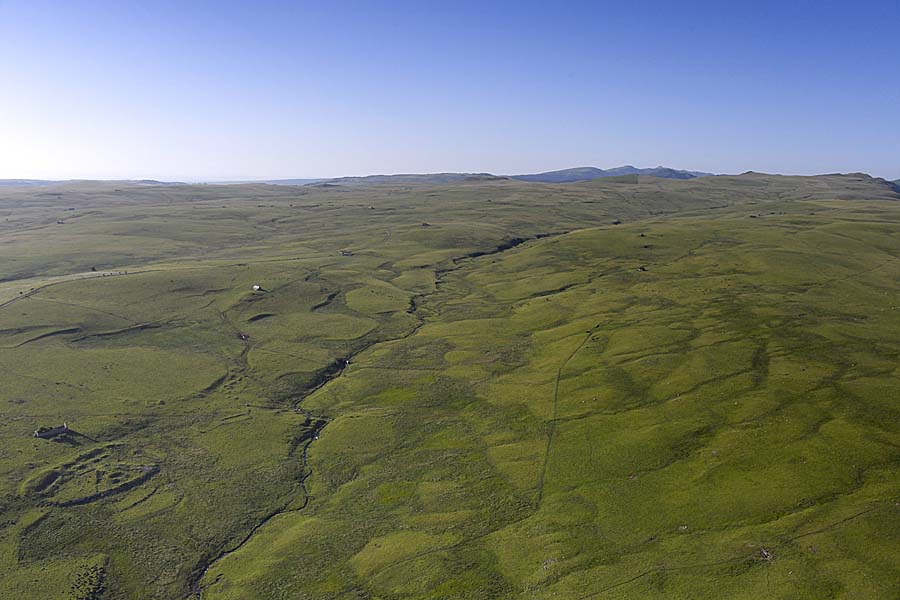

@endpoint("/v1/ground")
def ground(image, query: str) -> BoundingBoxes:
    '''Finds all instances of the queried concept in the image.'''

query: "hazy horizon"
[2,1,898,181]
[2,163,898,184]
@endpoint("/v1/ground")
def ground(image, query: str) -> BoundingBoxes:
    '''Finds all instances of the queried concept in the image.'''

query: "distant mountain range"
[2,170,892,189]
[248,167,711,186]
[510,165,713,183]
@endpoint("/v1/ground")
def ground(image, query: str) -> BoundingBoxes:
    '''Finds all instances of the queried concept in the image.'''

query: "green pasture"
[1,174,899,598]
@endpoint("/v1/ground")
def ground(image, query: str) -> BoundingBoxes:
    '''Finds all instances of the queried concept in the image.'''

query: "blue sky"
[1,0,898,180]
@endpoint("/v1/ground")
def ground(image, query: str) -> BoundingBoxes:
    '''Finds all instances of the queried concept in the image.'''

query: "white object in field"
[252,285,261,291]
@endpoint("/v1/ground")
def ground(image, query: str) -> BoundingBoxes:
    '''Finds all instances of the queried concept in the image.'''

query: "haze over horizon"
[2,0,899,181]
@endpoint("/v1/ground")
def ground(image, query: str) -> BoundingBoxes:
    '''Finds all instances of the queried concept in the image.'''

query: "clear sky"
[1,0,898,181]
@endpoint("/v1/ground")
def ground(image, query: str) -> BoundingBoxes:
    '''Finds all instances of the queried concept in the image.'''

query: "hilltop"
[511,165,713,183]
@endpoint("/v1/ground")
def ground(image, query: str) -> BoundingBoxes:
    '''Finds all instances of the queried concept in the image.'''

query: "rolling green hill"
[2,173,899,599]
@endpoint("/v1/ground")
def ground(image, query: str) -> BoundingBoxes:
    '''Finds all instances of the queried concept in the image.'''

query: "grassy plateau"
[1,173,899,598]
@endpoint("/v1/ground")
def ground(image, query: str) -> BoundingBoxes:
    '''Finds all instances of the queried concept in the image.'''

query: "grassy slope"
[1,174,899,598]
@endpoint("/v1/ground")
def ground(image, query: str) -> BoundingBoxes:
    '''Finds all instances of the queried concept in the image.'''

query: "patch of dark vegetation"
[221,412,250,422]
[198,373,229,397]
[0,325,45,336]
[48,430,89,447]
[288,415,328,457]
[529,282,580,299]
[71,562,107,600]
[72,322,159,342]
[0,272,37,284]
[95,419,153,442]
[15,327,81,346]
[201,287,229,296]
[669,424,718,462]
[465,237,528,259]
[29,469,62,494]
[247,313,274,322]
[295,356,352,396]
[462,232,560,260]
[311,291,338,311]
[751,345,770,387]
